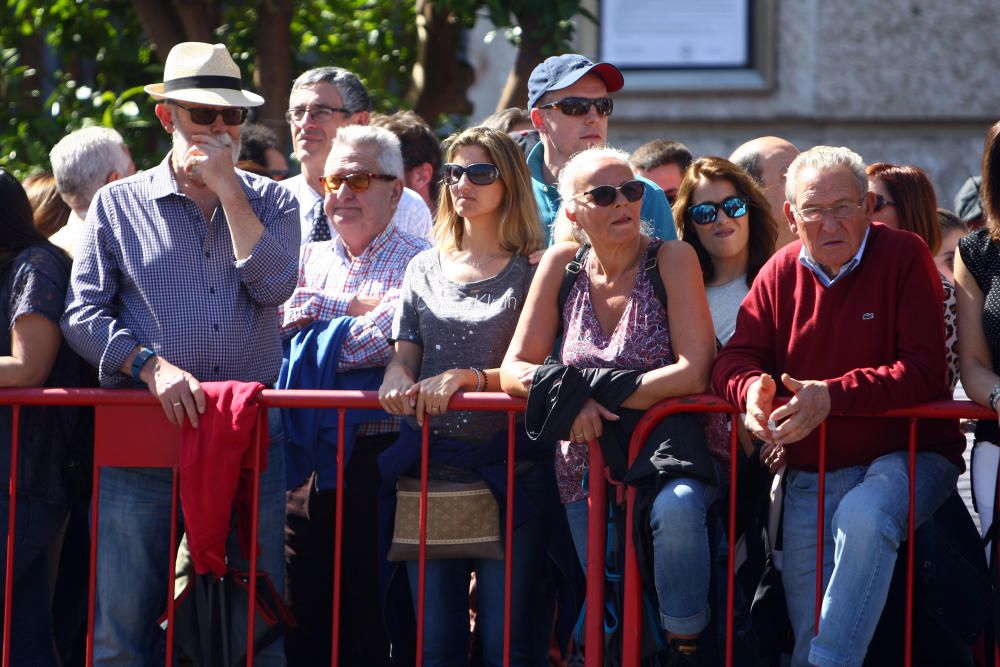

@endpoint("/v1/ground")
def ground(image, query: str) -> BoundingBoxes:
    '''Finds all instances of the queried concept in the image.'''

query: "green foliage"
[1,0,156,179]
[0,0,418,179]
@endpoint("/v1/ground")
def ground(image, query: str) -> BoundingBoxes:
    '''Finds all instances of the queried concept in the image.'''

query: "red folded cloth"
[180,381,266,576]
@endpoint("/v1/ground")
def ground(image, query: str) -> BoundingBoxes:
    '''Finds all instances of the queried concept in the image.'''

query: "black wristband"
[131,347,156,382]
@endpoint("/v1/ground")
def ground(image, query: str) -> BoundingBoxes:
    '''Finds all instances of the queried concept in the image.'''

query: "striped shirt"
[280,222,430,370]
[61,155,301,387]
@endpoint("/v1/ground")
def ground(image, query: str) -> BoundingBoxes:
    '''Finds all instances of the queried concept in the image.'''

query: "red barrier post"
[415,419,431,667]
[245,412,263,666]
[503,411,516,667]
[2,406,19,667]
[585,439,607,667]
[725,415,739,666]
[904,418,917,667]
[814,421,827,632]
[330,409,346,667]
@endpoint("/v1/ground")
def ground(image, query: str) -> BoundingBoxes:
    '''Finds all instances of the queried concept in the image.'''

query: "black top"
[958,228,1000,443]
[0,244,84,504]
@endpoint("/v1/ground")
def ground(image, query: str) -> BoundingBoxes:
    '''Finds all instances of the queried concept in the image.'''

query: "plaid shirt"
[62,155,300,387]
[281,223,430,370]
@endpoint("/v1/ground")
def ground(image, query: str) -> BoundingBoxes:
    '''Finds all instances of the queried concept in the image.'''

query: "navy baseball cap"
[527,54,624,109]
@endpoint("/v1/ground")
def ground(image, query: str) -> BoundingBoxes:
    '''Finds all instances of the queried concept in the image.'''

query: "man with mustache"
[62,42,299,665]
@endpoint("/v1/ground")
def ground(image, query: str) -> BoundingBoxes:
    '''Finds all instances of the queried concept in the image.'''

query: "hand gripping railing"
[618,395,994,667]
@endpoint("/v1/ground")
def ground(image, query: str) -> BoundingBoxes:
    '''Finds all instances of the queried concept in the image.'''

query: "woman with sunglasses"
[502,146,722,664]
[379,126,567,665]
[866,162,959,392]
[672,157,777,345]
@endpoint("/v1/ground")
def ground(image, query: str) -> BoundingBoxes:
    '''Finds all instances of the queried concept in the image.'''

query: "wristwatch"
[988,383,1000,412]
[131,347,156,382]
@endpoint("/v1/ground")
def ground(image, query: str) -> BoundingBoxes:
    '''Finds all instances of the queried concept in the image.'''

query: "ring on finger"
[172,402,182,407]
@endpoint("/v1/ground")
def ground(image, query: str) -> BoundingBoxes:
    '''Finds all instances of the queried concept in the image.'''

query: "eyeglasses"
[537,96,614,117]
[441,162,500,186]
[688,196,749,226]
[873,194,895,213]
[793,199,865,224]
[574,180,645,207]
[169,101,247,126]
[321,172,396,194]
[285,105,352,124]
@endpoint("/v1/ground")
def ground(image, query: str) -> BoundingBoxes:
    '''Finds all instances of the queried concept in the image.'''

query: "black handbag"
[160,569,295,666]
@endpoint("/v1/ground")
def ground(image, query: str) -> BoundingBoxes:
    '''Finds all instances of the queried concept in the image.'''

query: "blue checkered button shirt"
[61,155,301,387]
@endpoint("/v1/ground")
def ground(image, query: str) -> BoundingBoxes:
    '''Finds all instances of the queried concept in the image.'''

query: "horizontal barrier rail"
[0,388,992,666]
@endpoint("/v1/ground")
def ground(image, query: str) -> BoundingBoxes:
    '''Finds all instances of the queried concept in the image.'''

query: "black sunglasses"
[538,96,614,117]
[168,100,247,126]
[321,172,396,194]
[441,162,500,186]
[688,196,749,225]
[873,193,895,212]
[575,180,645,207]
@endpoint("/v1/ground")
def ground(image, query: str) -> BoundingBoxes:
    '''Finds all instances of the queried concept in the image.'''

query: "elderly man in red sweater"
[712,145,964,667]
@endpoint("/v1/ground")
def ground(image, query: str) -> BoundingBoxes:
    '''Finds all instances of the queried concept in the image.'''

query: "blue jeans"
[92,410,287,666]
[0,496,68,667]
[649,475,718,635]
[563,497,589,570]
[781,451,959,667]
[405,465,553,667]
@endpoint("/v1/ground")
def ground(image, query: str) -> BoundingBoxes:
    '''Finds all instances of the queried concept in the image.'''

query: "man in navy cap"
[526,54,676,243]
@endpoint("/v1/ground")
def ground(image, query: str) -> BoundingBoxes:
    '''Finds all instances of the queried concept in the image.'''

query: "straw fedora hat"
[144,42,264,108]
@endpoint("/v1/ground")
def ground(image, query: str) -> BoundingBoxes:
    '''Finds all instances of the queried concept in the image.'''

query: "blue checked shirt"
[62,155,301,387]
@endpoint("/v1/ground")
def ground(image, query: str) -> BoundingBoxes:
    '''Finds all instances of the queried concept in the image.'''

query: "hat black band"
[164,75,242,92]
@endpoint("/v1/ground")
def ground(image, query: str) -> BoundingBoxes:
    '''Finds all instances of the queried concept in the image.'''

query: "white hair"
[554,146,648,243]
[49,126,131,212]
[785,145,867,205]
[330,124,405,179]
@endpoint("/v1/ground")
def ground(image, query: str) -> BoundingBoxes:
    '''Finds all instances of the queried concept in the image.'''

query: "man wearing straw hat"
[62,42,299,665]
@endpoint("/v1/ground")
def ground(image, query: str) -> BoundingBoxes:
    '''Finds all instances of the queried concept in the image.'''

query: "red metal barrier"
[0,388,992,666]
[620,395,994,667]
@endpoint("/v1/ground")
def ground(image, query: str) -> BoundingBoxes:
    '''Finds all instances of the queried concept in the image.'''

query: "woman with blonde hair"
[502,146,722,663]
[380,126,570,665]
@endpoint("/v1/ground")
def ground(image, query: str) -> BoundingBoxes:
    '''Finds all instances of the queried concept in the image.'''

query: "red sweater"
[712,223,964,471]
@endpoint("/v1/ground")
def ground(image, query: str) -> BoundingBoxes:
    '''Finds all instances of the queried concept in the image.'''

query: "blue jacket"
[277,317,389,490]
[526,142,677,244]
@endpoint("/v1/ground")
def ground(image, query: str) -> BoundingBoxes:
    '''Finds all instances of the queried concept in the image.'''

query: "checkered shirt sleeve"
[280,225,430,370]
[61,158,300,387]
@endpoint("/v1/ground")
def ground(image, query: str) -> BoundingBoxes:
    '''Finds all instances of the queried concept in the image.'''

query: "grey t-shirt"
[392,249,533,441]
[706,275,749,345]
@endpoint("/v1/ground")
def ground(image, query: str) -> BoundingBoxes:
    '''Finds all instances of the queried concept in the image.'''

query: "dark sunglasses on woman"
[873,193,895,213]
[687,195,749,225]
[441,162,500,186]
[321,172,396,194]
[575,180,645,207]
[537,96,614,117]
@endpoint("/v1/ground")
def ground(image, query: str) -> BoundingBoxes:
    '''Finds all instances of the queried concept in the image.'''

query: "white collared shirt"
[798,225,872,287]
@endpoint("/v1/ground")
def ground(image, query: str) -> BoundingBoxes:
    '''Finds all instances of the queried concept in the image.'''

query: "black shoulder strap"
[548,244,590,363]
[642,239,669,312]
[556,244,590,317]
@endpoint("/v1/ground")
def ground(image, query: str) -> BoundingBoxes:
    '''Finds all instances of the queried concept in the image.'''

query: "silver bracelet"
[470,367,484,392]
[989,383,1000,412]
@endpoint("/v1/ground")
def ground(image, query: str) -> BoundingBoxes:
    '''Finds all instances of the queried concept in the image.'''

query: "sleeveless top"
[554,241,727,503]
[959,228,1000,443]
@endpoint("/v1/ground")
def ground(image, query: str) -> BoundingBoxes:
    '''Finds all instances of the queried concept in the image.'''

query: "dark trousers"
[285,432,397,667]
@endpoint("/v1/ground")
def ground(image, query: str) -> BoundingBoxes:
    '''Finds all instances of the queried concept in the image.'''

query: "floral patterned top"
[554,241,727,504]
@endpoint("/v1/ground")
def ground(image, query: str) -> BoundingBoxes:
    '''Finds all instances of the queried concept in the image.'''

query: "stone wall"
[466,0,1000,208]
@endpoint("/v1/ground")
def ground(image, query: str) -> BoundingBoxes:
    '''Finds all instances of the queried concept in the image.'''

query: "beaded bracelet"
[470,367,484,392]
